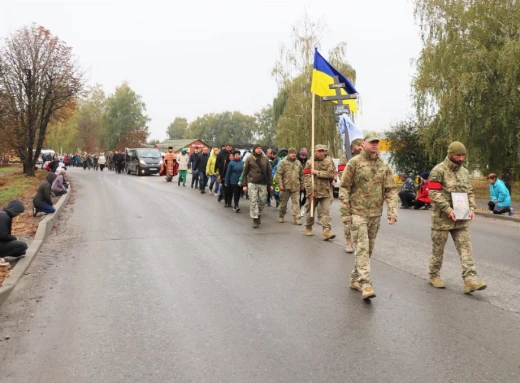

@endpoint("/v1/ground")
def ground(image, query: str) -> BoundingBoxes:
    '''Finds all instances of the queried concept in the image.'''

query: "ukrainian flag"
[311,48,358,114]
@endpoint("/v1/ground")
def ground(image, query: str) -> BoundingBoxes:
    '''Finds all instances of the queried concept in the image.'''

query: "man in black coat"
[0,200,28,258]
[194,147,210,193]
[215,143,232,200]
[216,143,232,176]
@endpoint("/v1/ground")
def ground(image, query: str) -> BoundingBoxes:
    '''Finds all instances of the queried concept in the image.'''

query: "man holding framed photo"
[428,141,487,294]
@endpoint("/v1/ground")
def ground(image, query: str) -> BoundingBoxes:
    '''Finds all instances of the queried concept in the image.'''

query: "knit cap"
[448,141,466,156]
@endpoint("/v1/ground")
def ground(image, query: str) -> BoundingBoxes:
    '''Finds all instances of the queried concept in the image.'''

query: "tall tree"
[76,85,105,153]
[386,120,437,176]
[166,117,188,139]
[45,108,79,154]
[103,82,150,151]
[0,25,84,175]
[185,111,258,147]
[254,106,276,146]
[271,15,356,155]
[413,0,520,188]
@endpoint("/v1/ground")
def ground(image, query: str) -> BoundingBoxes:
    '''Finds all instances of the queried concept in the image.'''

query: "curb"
[0,185,72,308]
[474,210,520,223]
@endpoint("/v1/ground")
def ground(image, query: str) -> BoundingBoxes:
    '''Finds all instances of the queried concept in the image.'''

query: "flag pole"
[311,91,315,218]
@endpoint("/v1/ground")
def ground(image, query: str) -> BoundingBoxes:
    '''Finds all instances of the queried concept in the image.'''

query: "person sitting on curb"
[33,173,57,217]
[52,169,68,196]
[411,172,432,210]
[488,173,514,216]
[0,200,28,258]
[398,173,416,209]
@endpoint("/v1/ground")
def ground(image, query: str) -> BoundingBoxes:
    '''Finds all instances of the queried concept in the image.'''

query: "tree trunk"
[24,158,36,176]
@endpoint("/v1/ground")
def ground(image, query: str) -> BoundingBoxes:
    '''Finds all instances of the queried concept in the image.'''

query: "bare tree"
[0,24,84,175]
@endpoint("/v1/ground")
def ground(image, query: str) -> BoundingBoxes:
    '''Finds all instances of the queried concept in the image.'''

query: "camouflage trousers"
[350,215,381,287]
[279,190,300,219]
[248,183,267,219]
[344,223,352,243]
[305,197,332,230]
[429,228,477,280]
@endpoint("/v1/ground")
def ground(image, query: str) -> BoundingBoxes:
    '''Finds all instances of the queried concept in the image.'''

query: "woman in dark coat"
[33,173,57,216]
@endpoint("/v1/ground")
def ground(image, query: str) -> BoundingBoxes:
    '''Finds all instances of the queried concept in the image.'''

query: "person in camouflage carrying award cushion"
[428,141,487,294]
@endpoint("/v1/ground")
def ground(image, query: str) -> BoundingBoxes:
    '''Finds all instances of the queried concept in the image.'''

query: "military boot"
[349,281,362,292]
[463,280,487,294]
[305,226,313,236]
[362,285,376,300]
[322,229,336,241]
[257,215,262,225]
[278,216,284,223]
[253,218,259,229]
[345,239,354,253]
[429,276,446,288]
[294,218,302,225]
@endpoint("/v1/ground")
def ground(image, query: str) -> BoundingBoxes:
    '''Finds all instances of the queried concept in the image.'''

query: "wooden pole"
[311,92,315,218]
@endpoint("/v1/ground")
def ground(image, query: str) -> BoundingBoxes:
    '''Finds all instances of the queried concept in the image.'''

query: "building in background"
[153,139,211,155]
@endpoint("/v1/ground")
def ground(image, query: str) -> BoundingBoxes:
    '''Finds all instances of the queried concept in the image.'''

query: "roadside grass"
[0,166,20,174]
[0,165,47,236]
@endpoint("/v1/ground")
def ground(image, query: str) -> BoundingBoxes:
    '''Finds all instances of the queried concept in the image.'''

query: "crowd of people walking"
[5,136,509,301]
[159,134,493,301]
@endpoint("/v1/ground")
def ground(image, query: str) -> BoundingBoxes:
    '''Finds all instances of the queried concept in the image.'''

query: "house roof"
[155,139,209,151]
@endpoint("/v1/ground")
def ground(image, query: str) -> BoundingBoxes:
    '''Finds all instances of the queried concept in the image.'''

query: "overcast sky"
[2,0,422,141]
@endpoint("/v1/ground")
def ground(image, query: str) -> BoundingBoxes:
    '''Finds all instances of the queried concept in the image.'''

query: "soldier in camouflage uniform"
[276,148,304,225]
[338,138,364,253]
[303,144,336,240]
[428,141,487,294]
[242,144,273,229]
[339,131,398,300]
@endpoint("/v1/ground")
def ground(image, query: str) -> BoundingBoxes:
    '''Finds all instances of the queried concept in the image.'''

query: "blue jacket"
[225,160,244,185]
[489,179,511,207]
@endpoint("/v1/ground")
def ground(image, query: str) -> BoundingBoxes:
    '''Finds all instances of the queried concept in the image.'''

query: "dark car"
[125,148,163,176]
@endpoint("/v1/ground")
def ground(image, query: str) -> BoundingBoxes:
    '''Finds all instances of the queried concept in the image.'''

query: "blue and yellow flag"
[311,48,358,114]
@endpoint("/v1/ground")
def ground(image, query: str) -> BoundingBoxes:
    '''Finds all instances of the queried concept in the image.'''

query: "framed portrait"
[451,192,470,220]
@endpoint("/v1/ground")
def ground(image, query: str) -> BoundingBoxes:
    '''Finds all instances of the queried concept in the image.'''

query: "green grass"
[0,169,47,208]
[0,166,22,173]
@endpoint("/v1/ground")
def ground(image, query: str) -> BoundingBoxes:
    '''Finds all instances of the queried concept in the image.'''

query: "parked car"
[125,148,162,176]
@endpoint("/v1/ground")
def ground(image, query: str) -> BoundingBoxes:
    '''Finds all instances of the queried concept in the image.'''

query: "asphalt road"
[1,167,519,383]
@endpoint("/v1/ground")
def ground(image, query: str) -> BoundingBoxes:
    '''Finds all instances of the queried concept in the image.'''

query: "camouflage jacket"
[429,157,475,230]
[338,152,360,179]
[303,156,335,198]
[276,157,303,192]
[339,150,398,222]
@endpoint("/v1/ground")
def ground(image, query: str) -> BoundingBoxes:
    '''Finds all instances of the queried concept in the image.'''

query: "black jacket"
[216,149,230,175]
[194,153,210,174]
[33,173,56,208]
[189,152,199,170]
[0,200,25,242]
[297,155,308,168]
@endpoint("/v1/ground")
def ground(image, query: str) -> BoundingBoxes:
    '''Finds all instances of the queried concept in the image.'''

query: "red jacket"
[417,181,432,204]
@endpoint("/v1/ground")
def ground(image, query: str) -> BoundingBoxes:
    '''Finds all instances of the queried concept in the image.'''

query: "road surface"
[1,167,519,382]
